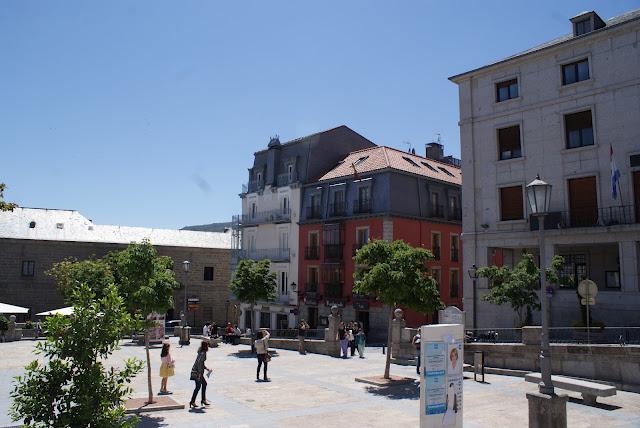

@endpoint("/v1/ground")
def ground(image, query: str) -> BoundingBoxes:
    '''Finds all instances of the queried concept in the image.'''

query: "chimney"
[425,142,444,161]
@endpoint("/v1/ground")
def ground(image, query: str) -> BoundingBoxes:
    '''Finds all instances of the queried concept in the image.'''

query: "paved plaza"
[1,338,639,427]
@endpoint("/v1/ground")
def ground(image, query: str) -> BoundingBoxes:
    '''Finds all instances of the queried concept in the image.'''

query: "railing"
[305,283,318,293]
[241,208,291,225]
[353,198,372,214]
[450,248,459,262]
[239,248,290,262]
[324,244,343,260]
[307,205,322,220]
[432,246,441,260]
[465,328,523,343]
[268,329,325,339]
[430,204,444,218]
[328,201,346,217]
[324,282,343,298]
[560,205,636,228]
[442,155,462,168]
[304,246,320,260]
[448,209,462,221]
[549,327,640,345]
[276,173,295,187]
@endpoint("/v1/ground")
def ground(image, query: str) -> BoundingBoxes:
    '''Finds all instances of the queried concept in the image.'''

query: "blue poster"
[424,342,446,415]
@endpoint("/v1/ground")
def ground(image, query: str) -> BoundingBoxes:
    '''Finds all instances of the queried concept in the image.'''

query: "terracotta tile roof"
[317,146,461,185]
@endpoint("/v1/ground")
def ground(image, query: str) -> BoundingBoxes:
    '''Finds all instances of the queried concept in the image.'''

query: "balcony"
[307,205,322,220]
[239,248,290,262]
[305,246,320,260]
[305,282,319,293]
[276,173,296,187]
[432,246,441,260]
[451,248,459,262]
[430,204,444,218]
[241,208,291,226]
[328,201,347,217]
[324,244,344,261]
[448,209,462,221]
[324,282,344,298]
[530,206,637,230]
[353,198,372,214]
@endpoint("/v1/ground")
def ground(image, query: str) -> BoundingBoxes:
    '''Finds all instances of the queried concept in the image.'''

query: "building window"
[251,202,257,219]
[353,155,369,166]
[431,267,441,286]
[307,267,319,292]
[574,19,592,36]
[260,312,271,329]
[500,186,524,221]
[438,166,454,177]
[431,232,441,260]
[498,125,522,160]
[203,267,214,281]
[280,271,288,295]
[496,78,518,102]
[288,164,294,181]
[256,172,263,185]
[559,254,587,287]
[282,196,289,213]
[402,156,420,168]
[450,269,459,298]
[355,227,370,254]
[21,260,35,277]
[565,110,594,149]
[421,161,438,172]
[450,235,459,262]
[562,59,589,85]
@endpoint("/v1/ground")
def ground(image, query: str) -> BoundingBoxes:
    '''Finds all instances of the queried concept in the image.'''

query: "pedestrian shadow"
[229,350,279,359]
[365,380,420,400]
[135,415,168,427]
[567,396,622,411]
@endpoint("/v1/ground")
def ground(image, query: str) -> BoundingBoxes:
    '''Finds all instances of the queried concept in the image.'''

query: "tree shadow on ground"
[133,414,168,427]
[365,380,420,400]
[229,350,279,359]
[567,396,621,411]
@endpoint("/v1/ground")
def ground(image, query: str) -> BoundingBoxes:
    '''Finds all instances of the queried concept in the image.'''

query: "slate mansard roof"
[0,207,232,249]
[317,146,461,186]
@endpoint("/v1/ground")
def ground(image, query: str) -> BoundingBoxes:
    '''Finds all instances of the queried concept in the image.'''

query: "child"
[159,342,175,394]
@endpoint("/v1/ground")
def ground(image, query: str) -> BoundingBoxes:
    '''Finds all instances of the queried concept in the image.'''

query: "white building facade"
[450,10,640,328]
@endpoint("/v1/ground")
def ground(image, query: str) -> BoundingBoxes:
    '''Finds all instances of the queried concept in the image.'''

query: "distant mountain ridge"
[181,221,234,233]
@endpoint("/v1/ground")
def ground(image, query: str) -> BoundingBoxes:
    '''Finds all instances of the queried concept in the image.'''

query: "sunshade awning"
[0,303,29,314]
[36,307,74,316]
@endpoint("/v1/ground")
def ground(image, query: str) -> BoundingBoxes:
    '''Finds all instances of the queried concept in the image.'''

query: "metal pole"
[538,214,554,395]
[586,292,591,345]
[473,278,477,329]
[183,279,188,326]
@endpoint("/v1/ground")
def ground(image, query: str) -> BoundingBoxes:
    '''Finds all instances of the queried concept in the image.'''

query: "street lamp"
[525,175,553,395]
[467,264,478,329]
[182,260,191,326]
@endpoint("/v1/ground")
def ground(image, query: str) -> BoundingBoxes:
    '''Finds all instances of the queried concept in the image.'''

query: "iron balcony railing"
[241,208,291,225]
[324,282,344,298]
[432,246,441,260]
[450,248,459,262]
[465,327,640,345]
[561,205,637,228]
[328,201,347,217]
[465,328,523,343]
[324,244,343,260]
[353,198,372,214]
[430,204,444,218]
[307,205,322,220]
[239,248,290,262]
[305,283,319,293]
[304,246,320,260]
[448,209,462,221]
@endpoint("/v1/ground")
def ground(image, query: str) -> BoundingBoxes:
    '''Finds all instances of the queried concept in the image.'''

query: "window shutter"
[500,186,524,220]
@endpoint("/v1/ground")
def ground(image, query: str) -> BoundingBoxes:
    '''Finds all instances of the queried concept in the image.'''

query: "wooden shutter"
[498,126,521,159]
[568,177,597,226]
[500,186,524,220]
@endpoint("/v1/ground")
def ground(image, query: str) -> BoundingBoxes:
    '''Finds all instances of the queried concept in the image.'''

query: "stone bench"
[525,373,616,405]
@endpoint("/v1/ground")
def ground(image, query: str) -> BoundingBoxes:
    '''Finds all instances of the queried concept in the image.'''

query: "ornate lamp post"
[182,260,191,325]
[467,264,479,329]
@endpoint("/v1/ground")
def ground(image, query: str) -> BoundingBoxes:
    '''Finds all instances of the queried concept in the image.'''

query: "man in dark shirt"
[297,320,309,354]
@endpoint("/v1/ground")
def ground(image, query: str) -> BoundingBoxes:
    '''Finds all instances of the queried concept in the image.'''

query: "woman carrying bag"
[159,342,175,394]
[189,341,212,408]
[255,328,271,382]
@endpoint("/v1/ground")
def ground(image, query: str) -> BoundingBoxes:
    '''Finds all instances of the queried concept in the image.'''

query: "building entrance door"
[356,311,369,334]
[307,307,318,329]
[276,314,288,329]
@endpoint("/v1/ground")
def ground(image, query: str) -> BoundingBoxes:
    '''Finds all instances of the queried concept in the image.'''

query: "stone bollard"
[324,305,341,357]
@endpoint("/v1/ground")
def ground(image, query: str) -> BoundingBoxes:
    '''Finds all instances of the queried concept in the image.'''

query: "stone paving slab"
[1,338,639,427]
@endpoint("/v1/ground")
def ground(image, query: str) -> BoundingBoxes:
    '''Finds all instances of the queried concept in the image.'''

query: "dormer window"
[570,11,606,37]
[402,156,420,168]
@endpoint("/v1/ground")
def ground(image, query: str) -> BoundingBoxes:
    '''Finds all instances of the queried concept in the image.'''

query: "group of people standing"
[337,321,366,359]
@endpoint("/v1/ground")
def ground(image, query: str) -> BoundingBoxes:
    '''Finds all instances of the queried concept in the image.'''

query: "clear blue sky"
[2,1,638,228]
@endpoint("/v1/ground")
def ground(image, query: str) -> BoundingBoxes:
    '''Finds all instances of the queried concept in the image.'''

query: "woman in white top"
[255,329,270,382]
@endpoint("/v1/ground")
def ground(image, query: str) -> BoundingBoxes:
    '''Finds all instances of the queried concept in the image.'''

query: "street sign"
[580,298,595,306]
[578,279,598,299]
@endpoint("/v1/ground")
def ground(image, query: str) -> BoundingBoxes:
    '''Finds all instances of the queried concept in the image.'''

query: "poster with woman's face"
[447,343,461,375]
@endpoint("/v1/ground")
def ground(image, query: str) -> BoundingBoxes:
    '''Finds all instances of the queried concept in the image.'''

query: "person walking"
[338,322,349,359]
[255,328,271,381]
[297,319,309,354]
[159,342,175,394]
[348,323,356,357]
[355,326,366,358]
[189,341,212,408]
[412,331,421,375]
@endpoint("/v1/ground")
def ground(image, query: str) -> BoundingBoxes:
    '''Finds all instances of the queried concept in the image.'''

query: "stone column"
[391,308,406,358]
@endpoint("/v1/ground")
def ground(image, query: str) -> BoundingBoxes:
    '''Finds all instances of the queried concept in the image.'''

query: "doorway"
[356,311,369,334]
[276,314,288,330]
[307,307,319,329]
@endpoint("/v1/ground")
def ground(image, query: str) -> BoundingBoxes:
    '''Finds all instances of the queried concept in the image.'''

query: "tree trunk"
[384,306,393,379]
[250,304,255,353]
[145,331,154,404]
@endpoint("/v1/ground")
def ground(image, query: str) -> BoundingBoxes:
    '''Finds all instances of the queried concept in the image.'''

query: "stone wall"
[464,342,640,393]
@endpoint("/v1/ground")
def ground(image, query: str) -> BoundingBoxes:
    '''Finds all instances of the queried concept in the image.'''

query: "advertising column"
[419,323,464,428]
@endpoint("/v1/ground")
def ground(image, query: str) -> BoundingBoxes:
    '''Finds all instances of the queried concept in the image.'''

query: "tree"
[230,259,277,334]
[353,240,444,379]
[47,257,115,299]
[107,240,179,405]
[10,283,143,427]
[0,183,18,211]
[477,253,569,326]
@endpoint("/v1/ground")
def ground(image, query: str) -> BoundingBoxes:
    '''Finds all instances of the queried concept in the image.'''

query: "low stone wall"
[464,343,640,393]
[239,337,340,357]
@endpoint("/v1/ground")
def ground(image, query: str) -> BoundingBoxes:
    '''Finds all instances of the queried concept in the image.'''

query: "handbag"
[264,353,272,362]
[190,368,200,381]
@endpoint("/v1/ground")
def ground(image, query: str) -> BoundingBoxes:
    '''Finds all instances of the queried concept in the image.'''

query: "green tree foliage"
[353,240,444,379]
[0,314,8,332]
[477,253,569,326]
[10,283,143,427]
[230,259,277,331]
[106,239,179,404]
[47,257,115,299]
[0,183,18,211]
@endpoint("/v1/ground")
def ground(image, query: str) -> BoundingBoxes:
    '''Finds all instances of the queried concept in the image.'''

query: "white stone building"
[450,10,640,328]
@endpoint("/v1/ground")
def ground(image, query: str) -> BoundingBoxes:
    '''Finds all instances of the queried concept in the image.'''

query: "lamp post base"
[526,391,568,428]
